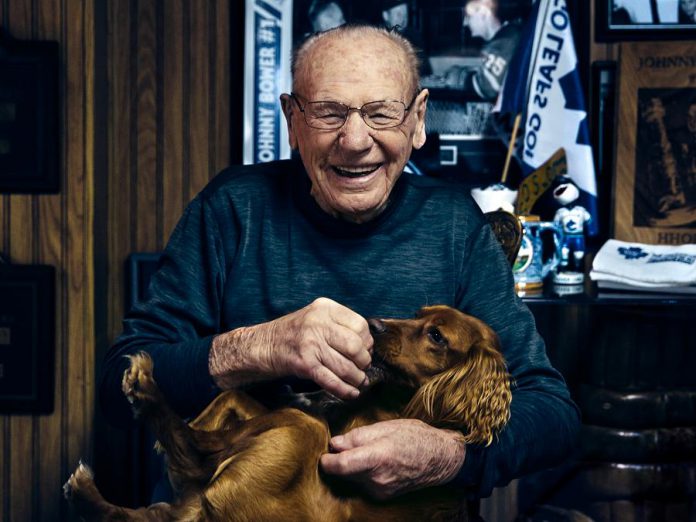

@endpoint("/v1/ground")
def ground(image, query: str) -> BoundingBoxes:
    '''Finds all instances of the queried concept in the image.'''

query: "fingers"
[310,365,363,399]
[320,425,395,500]
[293,298,373,397]
[327,301,374,354]
[320,443,376,477]
[329,425,380,451]
[320,420,466,500]
[321,426,382,475]
[323,324,372,371]
[321,424,385,475]
[318,298,373,359]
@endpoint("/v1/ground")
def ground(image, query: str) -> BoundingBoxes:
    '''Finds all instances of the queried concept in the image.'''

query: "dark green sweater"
[100,159,579,498]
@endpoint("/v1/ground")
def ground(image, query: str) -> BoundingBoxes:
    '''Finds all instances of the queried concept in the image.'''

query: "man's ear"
[411,89,429,150]
[280,93,298,150]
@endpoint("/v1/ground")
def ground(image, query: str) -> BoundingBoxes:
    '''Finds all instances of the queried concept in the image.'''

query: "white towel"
[596,279,696,294]
[590,240,696,286]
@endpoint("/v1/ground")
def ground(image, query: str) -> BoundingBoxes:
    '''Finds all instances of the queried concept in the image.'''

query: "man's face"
[312,3,346,32]
[282,33,428,223]
[680,0,696,17]
[383,4,409,28]
[464,0,494,39]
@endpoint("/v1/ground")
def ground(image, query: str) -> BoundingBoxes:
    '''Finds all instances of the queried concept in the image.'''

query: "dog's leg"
[188,390,269,431]
[63,461,174,521]
[122,353,221,486]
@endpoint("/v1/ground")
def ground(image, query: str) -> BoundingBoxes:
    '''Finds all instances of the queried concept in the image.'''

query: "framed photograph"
[0,33,59,193]
[612,41,696,245]
[596,0,696,42]
[243,0,533,182]
[0,264,55,413]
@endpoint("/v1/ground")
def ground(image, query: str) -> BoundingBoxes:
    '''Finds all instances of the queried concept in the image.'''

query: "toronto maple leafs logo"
[618,247,649,260]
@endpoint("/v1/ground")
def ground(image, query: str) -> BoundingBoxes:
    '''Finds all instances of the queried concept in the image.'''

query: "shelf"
[519,279,696,307]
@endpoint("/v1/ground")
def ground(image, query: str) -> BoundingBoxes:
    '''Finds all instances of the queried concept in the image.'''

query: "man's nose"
[338,111,374,151]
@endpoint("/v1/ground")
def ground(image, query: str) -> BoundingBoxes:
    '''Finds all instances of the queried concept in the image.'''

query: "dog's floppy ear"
[403,334,512,446]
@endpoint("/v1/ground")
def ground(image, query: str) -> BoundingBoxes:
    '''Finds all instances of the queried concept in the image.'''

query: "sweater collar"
[290,158,408,237]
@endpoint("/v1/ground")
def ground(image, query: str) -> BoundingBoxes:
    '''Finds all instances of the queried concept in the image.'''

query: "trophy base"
[552,271,584,285]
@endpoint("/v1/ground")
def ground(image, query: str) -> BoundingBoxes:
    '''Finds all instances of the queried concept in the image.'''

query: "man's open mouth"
[332,165,381,178]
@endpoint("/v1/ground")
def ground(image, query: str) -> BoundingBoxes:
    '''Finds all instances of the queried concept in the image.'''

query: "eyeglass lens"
[305,100,406,129]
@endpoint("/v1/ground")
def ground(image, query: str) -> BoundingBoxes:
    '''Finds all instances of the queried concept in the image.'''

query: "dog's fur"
[65,305,511,521]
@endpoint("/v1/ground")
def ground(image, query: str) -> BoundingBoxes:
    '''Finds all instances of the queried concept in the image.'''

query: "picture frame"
[612,41,696,245]
[125,252,162,310]
[0,32,60,193]
[0,264,55,413]
[596,0,696,42]
[242,0,534,182]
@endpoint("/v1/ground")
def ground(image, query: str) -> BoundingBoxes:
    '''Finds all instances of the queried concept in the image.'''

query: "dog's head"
[368,305,512,445]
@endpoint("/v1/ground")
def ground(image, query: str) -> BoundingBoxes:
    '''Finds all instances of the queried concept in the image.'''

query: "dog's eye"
[427,327,447,346]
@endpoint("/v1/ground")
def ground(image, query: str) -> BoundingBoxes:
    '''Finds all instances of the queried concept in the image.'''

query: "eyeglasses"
[290,91,420,130]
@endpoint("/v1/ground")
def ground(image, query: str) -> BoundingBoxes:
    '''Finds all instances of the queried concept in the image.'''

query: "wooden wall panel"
[0,0,95,520]
[101,0,231,351]
[161,1,185,242]
[95,0,233,507]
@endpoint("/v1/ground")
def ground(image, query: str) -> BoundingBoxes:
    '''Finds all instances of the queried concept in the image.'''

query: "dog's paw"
[63,460,94,500]
[122,352,161,415]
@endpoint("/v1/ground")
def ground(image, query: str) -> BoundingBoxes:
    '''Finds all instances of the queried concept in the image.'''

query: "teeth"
[333,165,380,178]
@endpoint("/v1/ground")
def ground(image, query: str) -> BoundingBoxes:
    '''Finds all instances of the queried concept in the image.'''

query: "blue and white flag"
[495,0,599,236]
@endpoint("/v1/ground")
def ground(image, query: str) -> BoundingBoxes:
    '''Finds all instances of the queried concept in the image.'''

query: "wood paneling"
[0,0,95,520]
[95,0,234,508]
[1,0,236,517]
[101,0,232,348]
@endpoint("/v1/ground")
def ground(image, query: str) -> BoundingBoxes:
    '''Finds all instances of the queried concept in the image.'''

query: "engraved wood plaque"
[613,42,696,245]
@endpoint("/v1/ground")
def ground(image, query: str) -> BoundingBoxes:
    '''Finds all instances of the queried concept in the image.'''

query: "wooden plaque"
[0,34,59,193]
[613,42,696,245]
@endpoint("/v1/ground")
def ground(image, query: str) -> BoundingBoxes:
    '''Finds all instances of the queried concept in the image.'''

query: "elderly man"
[101,24,579,508]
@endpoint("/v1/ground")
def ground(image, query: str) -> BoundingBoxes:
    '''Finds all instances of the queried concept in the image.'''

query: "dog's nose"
[368,318,386,335]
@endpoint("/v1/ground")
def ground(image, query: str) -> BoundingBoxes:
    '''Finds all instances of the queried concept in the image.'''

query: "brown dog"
[64,305,511,521]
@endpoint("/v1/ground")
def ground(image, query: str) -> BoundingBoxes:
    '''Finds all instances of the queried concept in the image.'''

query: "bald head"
[292,25,421,98]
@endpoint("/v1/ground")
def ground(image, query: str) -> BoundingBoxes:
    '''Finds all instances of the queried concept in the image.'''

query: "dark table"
[516,278,696,522]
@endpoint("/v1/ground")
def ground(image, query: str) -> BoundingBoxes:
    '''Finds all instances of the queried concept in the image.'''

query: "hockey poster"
[613,41,696,245]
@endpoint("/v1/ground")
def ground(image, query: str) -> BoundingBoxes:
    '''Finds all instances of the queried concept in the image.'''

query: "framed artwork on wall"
[0,32,59,193]
[242,0,535,183]
[612,41,696,245]
[596,0,696,42]
[0,264,55,413]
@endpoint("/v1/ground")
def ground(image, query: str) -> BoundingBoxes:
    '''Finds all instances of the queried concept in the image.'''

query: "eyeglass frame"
[288,91,422,130]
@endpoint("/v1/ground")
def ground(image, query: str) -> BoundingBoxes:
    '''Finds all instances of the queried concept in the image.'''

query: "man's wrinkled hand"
[264,297,373,399]
[319,419,466,499]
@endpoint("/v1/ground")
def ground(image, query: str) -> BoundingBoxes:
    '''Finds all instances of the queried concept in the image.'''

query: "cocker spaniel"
[64,305,511,521]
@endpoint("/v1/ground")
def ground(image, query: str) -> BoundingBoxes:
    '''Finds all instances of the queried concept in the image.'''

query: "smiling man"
[101,24,579,515]
[280,28,427,223]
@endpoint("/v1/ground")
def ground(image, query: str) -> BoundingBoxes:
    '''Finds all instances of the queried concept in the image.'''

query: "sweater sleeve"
[451,220,581,498]
[99,193,228,427]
